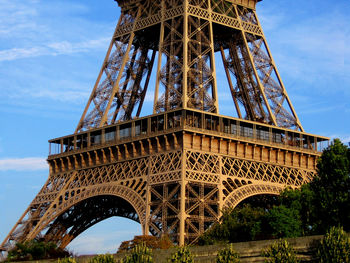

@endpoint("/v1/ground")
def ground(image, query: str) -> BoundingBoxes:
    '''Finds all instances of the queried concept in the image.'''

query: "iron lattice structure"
[1,0,328,258]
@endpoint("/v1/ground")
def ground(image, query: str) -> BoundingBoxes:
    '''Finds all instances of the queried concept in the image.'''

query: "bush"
[58,258,77,263]
[316,226,350,263]
[198,204,268,245]
[7,240,70,261]
[89,254,116,263]
[167,247,194,263]
[262,239,299,263]
[121,243,153,263]
[118,235,172,253]
[216,244,240,263]
[266,205,302,238]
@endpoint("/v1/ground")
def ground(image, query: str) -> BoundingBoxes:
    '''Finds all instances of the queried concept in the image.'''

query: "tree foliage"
[198,204,267,245]
[7,240,70,261]
[118,235,172,253]
[167,246,194,263]
[272,139,350,235]
[266,205,302,238]
[198,201,303,244]
[58,258,77,263]
[311,139,350,233]
[121,243,153,263]
[316,226,350,263]
[262,239,299,263]
[88,254,116,263]
[216,244,240,263]
[278,185,315,235]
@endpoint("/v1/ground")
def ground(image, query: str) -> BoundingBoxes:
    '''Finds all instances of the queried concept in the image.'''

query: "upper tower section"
[76,0,303,133]
[115,0,261,9]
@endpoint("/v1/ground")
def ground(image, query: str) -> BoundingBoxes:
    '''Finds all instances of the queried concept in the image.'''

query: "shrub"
[89,254,116,263]
[262,239,299,263]
[198,204,267,245]
[58,258,77,263]
[266,205,302,238]
[7,240,70,261]
[121,243,153,263]
[316,226,350,263]
[167,247,194,263]
[216,244,240,263]
[118,235,172,253]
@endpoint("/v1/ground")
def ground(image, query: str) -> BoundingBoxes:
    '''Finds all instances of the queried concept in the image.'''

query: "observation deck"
[48,109,329,174]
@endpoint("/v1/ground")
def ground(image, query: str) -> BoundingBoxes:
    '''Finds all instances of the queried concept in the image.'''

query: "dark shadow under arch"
[43,195,141,248]
[236,194,279,209]
[223,184,283,210]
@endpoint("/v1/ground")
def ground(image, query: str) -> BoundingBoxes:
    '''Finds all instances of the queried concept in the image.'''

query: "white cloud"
[298,105,341,115]
[0,157,48,171]
[0,47,43,61]
[0,38,110,62]
[258,3,350,96]
[328,135,350,144]
[0,0,41,36]
[21,88,90,104]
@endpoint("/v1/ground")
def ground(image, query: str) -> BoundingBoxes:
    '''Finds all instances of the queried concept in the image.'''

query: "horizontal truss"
[1,129,321,256]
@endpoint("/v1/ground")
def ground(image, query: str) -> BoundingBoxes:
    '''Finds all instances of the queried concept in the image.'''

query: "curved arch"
[46,195,141,248]
[30,184,146,244]
[223,184,284,210]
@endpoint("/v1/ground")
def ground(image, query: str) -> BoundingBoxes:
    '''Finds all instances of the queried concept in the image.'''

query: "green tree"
[272,139,350,235]
[216,244,240,263]
[266,205,302,238]
[262,239,299,263]
[198,204,267,245]
[121,243,153,263]
[316,226,350,263]
[89,254,115,263]
[167,247,194,263]
[311,139,350,233]
[7,240,70,261]
[58,258,77,263]
[279,185,315,235]
[118,235,172,253]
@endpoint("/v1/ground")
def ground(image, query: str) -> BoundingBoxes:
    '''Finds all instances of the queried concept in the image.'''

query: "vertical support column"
[218,155,224,218]
[101,129,105,144]
[60,139,64,153]
[234,5,277,126]
[208,0,219,113]
[87,132,91,147]
[75,16,124,133]
[99,7,142,127]
[220,46,242,118]
[153,0,165,114]
[73,135,77,150]
[144,156,151,236]
[253,10,303,132]
[179,150,187,245]
[182,0,189,110]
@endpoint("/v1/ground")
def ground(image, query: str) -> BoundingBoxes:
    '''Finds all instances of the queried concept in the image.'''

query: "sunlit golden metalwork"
[1,0,328,258]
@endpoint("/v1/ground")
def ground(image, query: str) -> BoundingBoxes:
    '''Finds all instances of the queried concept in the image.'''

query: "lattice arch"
[27,184,146,243]
[223,184,284,209]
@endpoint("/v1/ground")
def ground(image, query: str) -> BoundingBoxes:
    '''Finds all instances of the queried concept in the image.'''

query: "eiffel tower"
[1,0,328,257]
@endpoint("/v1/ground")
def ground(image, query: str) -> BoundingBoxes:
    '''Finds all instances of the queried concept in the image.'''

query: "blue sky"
[0,0,349,255]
